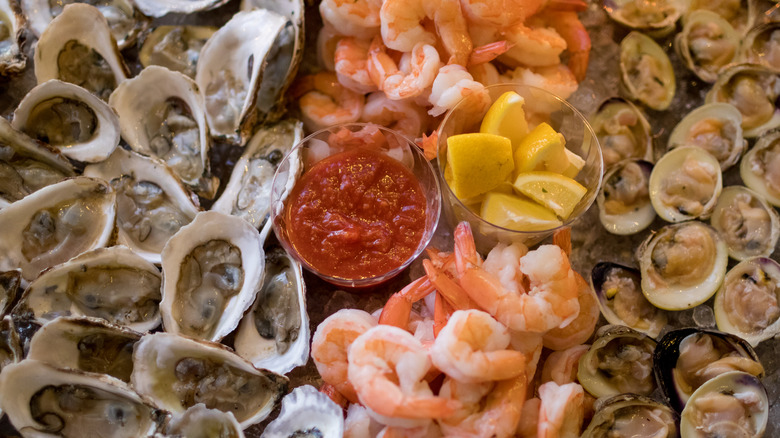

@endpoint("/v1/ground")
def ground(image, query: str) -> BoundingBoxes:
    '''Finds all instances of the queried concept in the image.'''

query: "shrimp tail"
[319,383,350,410]
[468,41,513,66]
[454,221,482,275]
[546,11,590,82]
[434,291,454,337]
[545,0,588,12]
[423,259,480,311]
[416,131,439,161]
[379,276,436,329]
[552,226,571,257]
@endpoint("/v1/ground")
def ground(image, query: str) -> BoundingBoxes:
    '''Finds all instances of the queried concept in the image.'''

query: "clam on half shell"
[741,21,780,71]
[619,31,676,111]
[675,10,740,83]
[667,102,746,171]
[588,97,653,168]
[0,0,26,75]
[740,128,780,206]
[582,393,678,438]
[597,159,655,235]
[603,0,685,37]
[34,3,129,101]
[710,185,780,261]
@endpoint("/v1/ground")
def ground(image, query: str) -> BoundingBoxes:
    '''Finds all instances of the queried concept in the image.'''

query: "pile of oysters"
[0,0,330,435]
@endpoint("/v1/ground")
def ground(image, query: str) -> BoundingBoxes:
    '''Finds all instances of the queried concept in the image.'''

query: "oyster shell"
[234,243,307,375]
[0,0,26,75]
[705,63,780,137]
[680,371,768,437]
[160,211,265,342]
[195,9,287,143]
[139,26,217,79]
[21,0,146,50]
[654,328,764,411]
[261,385,344,438]
[577,325,657,398]
[648,146,722,222]
[0,270,20,316]
[13,245,162,332]
[0,117,76,205]
[131,332,288,428]
[0,315,22,373]
[12,79,120,163]
[84,147,201,264]
[211,119,302,236]
[740,128,780,206]
[27,316,140,382]
[0,359,166,436]
[166,404,245,438]
[675,10,740,83]
[588,97,653,168]
[133,0,229,18]
[590,262,668,338]
[740,22,780,71]
[709,186,780,260]
[619,31,676,111]
[714,257,780,347]
[603,0,685,36]
[34,3,129,101]
[667,103,746,171]
[582,393,678,438]
[637,221,728,311]
[597,159,655,235]
[109,65,218,199]
[0,177,116,282]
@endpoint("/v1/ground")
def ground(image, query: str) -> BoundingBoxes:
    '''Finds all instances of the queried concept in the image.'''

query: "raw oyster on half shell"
[133,0,229,18]
[261,385,344,438]
[139,26,217,79]
[166,403,245,438]
[0,0,26,75]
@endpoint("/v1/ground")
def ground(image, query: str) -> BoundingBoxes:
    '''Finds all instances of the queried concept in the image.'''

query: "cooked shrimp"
[319,382,349,409]
[317,25,342,71]
[537,381,585,438]
[367,37,441,100]
[438,375,527,438]
[540,344,589,385]
[502,64,579,101]
[347,325,461,427]
[416,131,439,161]
[379,422,442,438]
[468,41,513,66]
[423,259,479,311]
[345,403,385,438]
[428,64,490,117]
[468,61,502,86]
[311,308,377,404]
[379,276,436,330]
[360,92,430,139]
[541,10,590,82]
[430,309,526,383]
[335,37,379,94]
[319,0,382,39]
[460,0,587,28]
[517,397,541,438]
[295,72,365,131]
[499,22,567,69]
[542,272,599,350]
[510,330,544,384]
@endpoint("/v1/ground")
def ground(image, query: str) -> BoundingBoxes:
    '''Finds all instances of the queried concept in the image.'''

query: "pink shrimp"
[540,344,589,385]
[543,10,591,82]
[542,271,599,350]
[294,72,365,131]
[360,91,430,139]
[367,37,441,100]
[379,276,436,329]
[416,131,439,161]
[468,41,513,66]
[335,37,379,94]
[537,381,585,438]
[517,397,541,437]
[347,325,462,428]
[427,64,490,117]
[319,0,382,39]
[459,0,586,28]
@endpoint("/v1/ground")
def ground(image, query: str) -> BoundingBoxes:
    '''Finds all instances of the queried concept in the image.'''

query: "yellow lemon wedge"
[445,133,514,200]
[513,171,587,220]
[481,191,563,231]
[513,122,568,175]
[561,148,586,179]
[480,91,529,149]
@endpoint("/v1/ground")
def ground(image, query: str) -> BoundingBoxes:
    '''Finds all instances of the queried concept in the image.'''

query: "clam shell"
[675,10,740,83]
[588,97,653,168]
[597,159,655,235]
[619,31,676,110]
[709,185,780,261]
[740,21,780,71]
[583,393,678,437]
[603,0,685,37]
[740,128,780,206]
[667,103,746,171]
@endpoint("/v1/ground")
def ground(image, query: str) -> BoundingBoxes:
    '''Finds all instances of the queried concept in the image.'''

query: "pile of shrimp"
[311,222,601,437]
[295,0,592,155]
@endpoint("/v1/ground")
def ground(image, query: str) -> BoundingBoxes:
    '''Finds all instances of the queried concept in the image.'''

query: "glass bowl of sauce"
[270,123,441,288]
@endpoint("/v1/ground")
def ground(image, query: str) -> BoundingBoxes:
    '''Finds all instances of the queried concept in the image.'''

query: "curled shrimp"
[499,22,567,69]
[517,397,541,438]
[347,325,462,428]
[539,10,591,82]
[335,37,379,94]
[360,92,430,139]
[294,72,365,131]
[345,403,385,438]
[540,344,589,385]
[427,64,490,117]
[430,309,526,383]
[537,381,585,438]
[542,271,599,350]
[311,308,377,404]
[367,37,441,100]
[319,0,382,39]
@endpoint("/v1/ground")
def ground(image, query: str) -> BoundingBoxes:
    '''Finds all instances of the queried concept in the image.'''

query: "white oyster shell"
[34,3,129,101]
[160,211,264,342]
[0,177,116,282]
[139,26,217,79]
[166,404,245,438]
[261,385,344,438]
[0,359,166,437]
[131,332,288,428]
[133,0,229,18]
[84,147,201,264]
[0,0,26,75]
[13,245,162,332]
[195,9,287,143]
[12,80,120,163]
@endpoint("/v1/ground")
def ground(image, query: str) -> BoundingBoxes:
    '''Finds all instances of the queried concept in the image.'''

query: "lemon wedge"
[561,148,586,179]
[445,133,514,200]
[480,91,529,149]
[481,192,563,231]
[513,171,587,219]
[513,122,568,175]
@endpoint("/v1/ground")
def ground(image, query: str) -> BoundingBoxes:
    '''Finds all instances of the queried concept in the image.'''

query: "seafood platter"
[1,0,780,435]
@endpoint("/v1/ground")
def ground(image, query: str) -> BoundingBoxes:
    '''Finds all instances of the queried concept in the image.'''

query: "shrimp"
[459,0,585,28]
[501,64,579,106]
[537,381,585,438]
[468,41,513,66]
[347,325,462,428]
[510,330,544,384]
[542,271,599,350]
[319,382,350,410]
[335,37,379,94]
[542,10,591,82]
[540,344,589,385]
[438,374,527,438]
[428,64,490,117]
[311,308,377,404]
[379,422,442,438]
[317,25,342,71]
[468,61,502,86]
[380,0,472,65]
[295,72,365,131]
[360,92,430,139]
[345,404,385,438]
[367,37,441,100]
[516,397,541,438]
[430,309,526,383]
[319,0,382,39]
[379,276,436,329]
[499,22,567,69]
[416,131,439,161]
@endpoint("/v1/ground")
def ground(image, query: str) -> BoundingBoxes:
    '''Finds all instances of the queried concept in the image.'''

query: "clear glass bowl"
[437,83,604,253]
[271,123,441,288]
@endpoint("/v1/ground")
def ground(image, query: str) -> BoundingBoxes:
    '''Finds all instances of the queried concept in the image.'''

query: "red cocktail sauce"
[284,147,428,280]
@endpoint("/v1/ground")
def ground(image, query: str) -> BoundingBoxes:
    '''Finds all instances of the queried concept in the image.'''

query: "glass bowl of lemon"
[437,83,603,253]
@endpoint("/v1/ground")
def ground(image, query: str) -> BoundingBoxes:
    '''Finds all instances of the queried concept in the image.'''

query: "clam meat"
[741,22,780,71]
[667,103,746,171]
[582,393,678,438]
[0,177,116,282]
[709,186,779,261]
[261,385,344,438]
[588,97,653,168]
[620,31,676,111]
[166,403,245,438]
[705,64,780,138]
[0,0,25,75]
[714,257,780,347]
[597,159,655,235]
[131,332,288,428]
[603,0,685,36]
[686,0,755,34]
[139,26,217,79]
[675,10,740,83]
[740,128,780,206]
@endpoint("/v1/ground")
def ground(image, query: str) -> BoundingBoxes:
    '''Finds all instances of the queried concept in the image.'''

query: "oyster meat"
[709,186,779,261]
[160,211,265,342]
[667,102,746,171]
[0,0,25,75]
[0,177,116,282]
[166,403,245,438]
[261,385,344,438]
[139,26,217,79]
[0,270,20,315]
[131,332,288,428]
